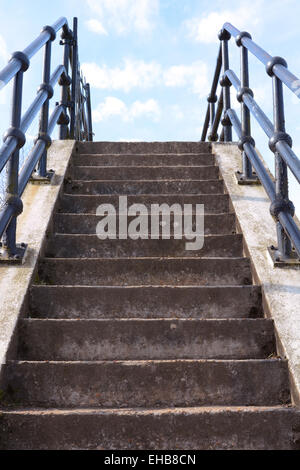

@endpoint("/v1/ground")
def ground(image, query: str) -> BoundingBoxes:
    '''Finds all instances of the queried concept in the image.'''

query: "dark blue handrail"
[202,22,300,265]
[0,17,93,262]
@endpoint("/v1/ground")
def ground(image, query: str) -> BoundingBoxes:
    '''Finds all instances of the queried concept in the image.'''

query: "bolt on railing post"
[219,29,232,142]
[58,29,72,139]
[2,68,26,259]
[269,71,294,260]
[70,17,78,139]
[37,26,56,178]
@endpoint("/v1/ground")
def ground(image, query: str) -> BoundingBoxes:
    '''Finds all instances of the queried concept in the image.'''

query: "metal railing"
[201,22,300,266]
[0,17,93,262]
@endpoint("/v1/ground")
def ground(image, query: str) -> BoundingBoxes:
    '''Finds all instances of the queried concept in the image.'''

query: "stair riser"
[37,258,253,286]
[64,180,224,195]
[45,235,243,259]
[18,319,275,361]
[1,360,289,408]
[73,154,215,167]
[1,408,299,450]
[59,194,229,214]
[71,166,219,181]
[53,213,236,235]
[29,286,263,319]
[75,142,212,154]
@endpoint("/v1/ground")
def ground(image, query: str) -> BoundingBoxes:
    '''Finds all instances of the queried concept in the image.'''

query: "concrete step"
[53,212,236,235]
[45,234,243,258]
[0,359,290,408]
[36,257,253,286]
[71,166,219,181]
[29,285,263,319]
[76,141,212,155]
[73,153,215,167]
[17,319,275,361]
[1,406,299,450]
[64,179,224,195]
[59,194,229,214]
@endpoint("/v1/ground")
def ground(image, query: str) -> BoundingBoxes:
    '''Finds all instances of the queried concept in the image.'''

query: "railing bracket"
[235,170,260,185]
[0,243,28,265]
[29,169,55,185]
[268,246,300,267]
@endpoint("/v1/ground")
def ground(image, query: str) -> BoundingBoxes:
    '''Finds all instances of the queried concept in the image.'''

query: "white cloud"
[93,96,161,122]
[81,59,161,92]
[185,1,262,44]
[86,0,159,35]
[171,105,184,120]
[85,19,107,35]
[0,34,8,64]
[130,99,160,120]
[82,59,209,97]
[163,62,209,96]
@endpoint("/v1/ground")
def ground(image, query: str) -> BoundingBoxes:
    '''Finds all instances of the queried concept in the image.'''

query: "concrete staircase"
[0,141,299,449]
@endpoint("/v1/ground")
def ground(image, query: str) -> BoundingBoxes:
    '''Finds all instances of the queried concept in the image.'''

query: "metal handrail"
[201,22,300,265]
[0,17,93,262]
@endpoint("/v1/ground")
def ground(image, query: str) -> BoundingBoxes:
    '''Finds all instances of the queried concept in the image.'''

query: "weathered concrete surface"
[37,257,253,286]
[1,359,289,408]
[0,141,75,370]
[73,152,215,166]
[72,165,219,181]
[1,406,299,450]
[64,179,224,195]
[54,212,236,235]
[29,285,263,319]
[60,193,229,213]
[76,141,211,154]
[17,318,275,361]
[213,143,300,404]
[45,234,243,258]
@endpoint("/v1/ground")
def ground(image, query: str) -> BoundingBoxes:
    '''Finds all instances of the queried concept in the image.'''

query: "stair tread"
[1,359,289,408]
[5,357,288,367]
[1,405,297,415]
[16,315,276,361]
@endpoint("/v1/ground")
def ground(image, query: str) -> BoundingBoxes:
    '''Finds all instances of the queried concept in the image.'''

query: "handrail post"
[58,27,72,139]
[207,95,217,141]
[235,31,259,184]
[219,28,232,142]
[86,83,93,142]
[1,66,27,261]
[268,68,295,262]
[207,46,222,142]
[70,17,78,139]
[36,26,56,180]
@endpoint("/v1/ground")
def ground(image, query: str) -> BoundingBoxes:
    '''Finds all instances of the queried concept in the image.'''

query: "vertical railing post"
[218,28,232,142]
[1,52,29,260]
[235,31,258,184]
[207,46,222,142]
[58,27,72,139]
[37,26,56,179]
[267,56,295,261]
[70,17,78,139]
[207,95,217,141]
[86,83,93,141]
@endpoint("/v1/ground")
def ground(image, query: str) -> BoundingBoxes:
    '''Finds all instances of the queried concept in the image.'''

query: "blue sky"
[0,0,299,207]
